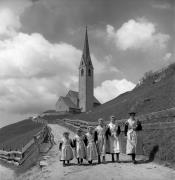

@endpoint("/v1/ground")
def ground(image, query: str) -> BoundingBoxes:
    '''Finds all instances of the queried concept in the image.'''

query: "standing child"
[106,115,121,162]
[84,126,98,165]
[94,118,107,164]
[59,132,74,166]
[73,128,86,165]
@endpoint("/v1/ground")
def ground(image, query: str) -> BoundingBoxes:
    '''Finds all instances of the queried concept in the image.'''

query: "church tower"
[79,27,94,112]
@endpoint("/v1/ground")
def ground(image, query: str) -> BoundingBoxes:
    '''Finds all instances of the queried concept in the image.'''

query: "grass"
[0,119,45,151]
[41,63,175,125]
[69,63,175,121]
[143,129,175,163]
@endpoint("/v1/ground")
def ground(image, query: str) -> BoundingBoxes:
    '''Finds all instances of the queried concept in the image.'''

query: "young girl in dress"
[106,115,121,162]
[94,118,107,164]
[59,132,74,166]
[84,126,98,165]
[73,128,86,165]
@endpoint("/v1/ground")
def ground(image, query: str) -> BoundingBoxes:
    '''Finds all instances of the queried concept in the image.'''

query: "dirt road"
[1,124,175,180]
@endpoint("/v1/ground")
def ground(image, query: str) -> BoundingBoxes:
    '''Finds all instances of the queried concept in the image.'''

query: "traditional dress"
[106,122,121,154]
[59,137,74,161]
[125,118,143,155]
[84,132,98,161]
[94,125,106,156]
[73,134,86,159]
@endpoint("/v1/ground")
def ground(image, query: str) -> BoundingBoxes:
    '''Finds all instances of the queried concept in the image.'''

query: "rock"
[39,160,48,167]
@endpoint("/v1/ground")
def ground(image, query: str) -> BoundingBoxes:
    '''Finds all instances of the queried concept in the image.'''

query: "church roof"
[60,96,78,109]
[66,90,79,99]
[67,90,100,105]
[80,27,93,67]
[93,96,101,104]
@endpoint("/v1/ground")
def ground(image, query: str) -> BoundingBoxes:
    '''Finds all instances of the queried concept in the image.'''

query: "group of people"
[59,111,143,166]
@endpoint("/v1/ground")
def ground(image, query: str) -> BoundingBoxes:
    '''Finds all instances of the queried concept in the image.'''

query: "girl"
[106,115,121,162]
[124,111,143,164]
[59,132,74,166]
[73,128,86,165]
[94,118,107,164]
[84,126,98,164]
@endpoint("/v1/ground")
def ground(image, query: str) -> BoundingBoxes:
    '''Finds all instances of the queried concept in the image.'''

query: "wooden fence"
[0,120,49,166]
[60,107,175,132]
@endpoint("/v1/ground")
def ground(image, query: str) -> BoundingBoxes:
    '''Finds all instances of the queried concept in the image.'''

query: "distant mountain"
[65,63,175,122]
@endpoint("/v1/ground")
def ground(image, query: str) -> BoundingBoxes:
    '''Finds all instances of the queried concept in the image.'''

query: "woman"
[125,111,143,164]
[106,115,121,162]
[94,118,107,164]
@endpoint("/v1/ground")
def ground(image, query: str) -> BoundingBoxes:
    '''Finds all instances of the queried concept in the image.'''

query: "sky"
[0,0,174,127]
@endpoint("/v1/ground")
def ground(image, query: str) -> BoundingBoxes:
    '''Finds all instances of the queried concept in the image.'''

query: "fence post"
[34,135,40,152]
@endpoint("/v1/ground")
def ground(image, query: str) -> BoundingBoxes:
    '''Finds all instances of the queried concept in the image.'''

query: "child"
[73,128,86,165]
[94,118,107,164]
[106,115,121,162]
[59,132,74,166]
[84,126,98,165]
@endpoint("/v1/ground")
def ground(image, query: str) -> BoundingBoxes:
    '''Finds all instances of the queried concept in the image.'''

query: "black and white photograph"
[0,0,175,179]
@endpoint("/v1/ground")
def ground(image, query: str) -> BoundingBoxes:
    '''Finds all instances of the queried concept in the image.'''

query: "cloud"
[0,26,117,115]
[0,8,21,37]
[163,52,172,62]
[0,33,82,79]
[107,18,170,51]
[0,32,81,114]
[92,54,119,75]
[94,79,135,103]
[151,2,171,10]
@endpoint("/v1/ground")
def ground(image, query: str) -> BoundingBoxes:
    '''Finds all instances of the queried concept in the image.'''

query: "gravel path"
[2,124,175,180]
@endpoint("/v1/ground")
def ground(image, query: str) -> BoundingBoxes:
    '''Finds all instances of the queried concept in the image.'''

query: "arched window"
[89,61,91,65]
[82,61,83,65]
[88,69,91,76]
[81,69,84,76]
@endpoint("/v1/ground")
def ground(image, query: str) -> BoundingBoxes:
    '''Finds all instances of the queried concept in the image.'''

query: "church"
[56,28,101,113]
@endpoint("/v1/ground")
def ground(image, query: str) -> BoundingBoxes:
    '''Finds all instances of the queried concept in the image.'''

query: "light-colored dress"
[74,134,86,159]
[60,138,74,161]
[126,118,143,155]
[86,132,98,161]
[107,122,120,154]
[95,125,106,156]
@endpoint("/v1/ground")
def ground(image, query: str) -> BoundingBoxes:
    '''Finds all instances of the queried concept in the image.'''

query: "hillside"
[0,119,45,150]
[61,63,175,122]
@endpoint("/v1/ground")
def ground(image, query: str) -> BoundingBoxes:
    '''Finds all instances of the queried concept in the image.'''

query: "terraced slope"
[0,119,45,150]
[66,63,175,122]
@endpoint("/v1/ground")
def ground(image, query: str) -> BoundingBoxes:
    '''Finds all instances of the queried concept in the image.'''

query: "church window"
[89,61,91,65]
[82,61,83,65]
[88,69,91,76]
[81,69,84,76]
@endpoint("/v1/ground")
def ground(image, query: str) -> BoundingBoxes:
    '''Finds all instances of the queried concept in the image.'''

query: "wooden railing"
[61,107,175,131]
[0,120,49,166]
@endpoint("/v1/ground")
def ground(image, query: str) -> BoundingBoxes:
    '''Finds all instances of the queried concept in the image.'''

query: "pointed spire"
[81,26,93,66]
[79,26,93,68]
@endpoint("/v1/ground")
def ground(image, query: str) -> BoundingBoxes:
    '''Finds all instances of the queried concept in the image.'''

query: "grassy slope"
[0,119,44,150]
[143,129,175,163]
[67,63,175,122]
[42,63,175,123]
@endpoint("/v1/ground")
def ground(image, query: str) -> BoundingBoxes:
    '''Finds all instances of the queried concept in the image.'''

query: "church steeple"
[80,27,93,68]
[79,27,94,112]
